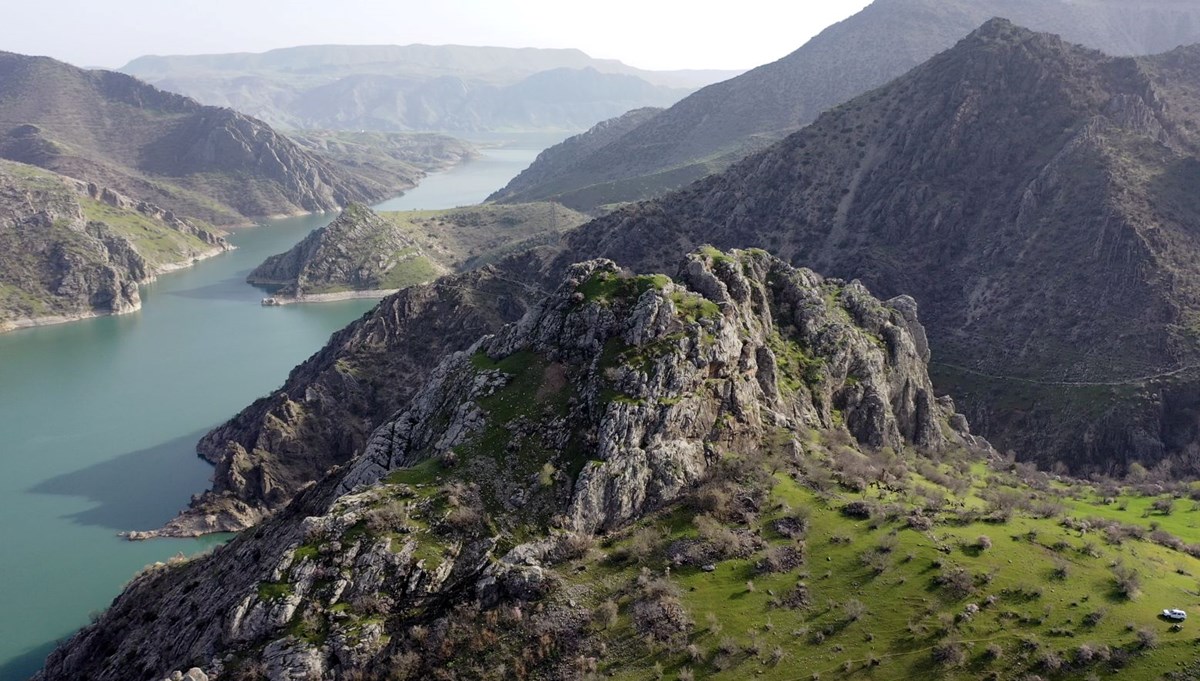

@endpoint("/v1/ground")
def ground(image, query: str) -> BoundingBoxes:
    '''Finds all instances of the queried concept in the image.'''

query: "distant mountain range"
[119,45,740,133]
[491,0,1200,211]
[0,52,476,226]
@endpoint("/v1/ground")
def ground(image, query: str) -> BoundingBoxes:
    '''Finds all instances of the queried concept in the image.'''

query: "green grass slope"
[366,440,1200,680]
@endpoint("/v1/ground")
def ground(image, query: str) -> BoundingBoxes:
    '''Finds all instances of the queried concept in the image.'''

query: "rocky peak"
[34,248,985,680]
[343,248,958,534]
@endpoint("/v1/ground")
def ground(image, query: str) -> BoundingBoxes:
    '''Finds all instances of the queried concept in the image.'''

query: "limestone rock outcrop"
[35,248,985,680]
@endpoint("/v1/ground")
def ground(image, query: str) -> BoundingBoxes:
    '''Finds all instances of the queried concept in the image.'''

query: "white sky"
[0,0,875,71]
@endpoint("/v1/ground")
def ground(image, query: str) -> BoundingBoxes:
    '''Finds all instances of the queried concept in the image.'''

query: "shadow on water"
[0,640,56,681]
[29,431,214,532]
[164,273,262,302]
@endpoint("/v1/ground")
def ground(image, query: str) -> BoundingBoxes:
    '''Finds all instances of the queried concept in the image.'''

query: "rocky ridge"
[37,248,981,679]
[533,19,1200,474]
[244,201,588,304]
[492,0,1200,212]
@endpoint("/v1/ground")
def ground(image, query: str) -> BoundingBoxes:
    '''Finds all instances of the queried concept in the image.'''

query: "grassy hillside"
[363,429,1200,680]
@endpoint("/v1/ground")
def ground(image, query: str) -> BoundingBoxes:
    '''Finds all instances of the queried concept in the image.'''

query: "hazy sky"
[1,0,874,71]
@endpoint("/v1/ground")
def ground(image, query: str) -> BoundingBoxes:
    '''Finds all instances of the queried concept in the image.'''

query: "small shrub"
[1081,608,1106,627]
[1112,563,1142,600]
[1151,497,1176,515]
[594,599,618,629]
[844,599,867,622]
[932,639,967,667]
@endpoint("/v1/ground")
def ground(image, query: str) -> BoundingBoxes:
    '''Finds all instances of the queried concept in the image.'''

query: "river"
[0,133,566,680]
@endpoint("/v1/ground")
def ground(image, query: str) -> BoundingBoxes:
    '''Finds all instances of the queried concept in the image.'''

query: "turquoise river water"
[0,134,563,680]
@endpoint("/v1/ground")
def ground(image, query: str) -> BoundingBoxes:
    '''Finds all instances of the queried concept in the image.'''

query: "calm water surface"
[0,134,563,680]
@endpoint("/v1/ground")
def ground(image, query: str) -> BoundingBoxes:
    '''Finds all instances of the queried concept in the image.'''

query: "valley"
[12,2,1200,679]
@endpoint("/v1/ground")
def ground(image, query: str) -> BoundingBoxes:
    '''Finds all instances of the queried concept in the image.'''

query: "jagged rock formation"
[245,202,586,301]
[0,159,230,331]
[120,45,735,133]
[139,267,541,538]
[37,248,981,679]
[492,0,1200,212]
[0,52,449,225]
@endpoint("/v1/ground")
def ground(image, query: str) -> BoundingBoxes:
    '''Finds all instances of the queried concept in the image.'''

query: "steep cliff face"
[38,249,976,680]
[137,267,540,538]
[0,159,230,330]
[0,52,411,225]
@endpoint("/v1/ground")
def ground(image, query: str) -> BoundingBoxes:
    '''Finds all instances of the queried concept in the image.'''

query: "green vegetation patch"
[768,331,825,393]
[669,291,721,322]
[576,271,671,305]
[79,197,211,267]
[256,581,294,601]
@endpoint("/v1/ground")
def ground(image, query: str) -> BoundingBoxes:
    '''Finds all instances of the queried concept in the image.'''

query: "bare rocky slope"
[175,20,1200,542]
[36,248,982,680]
[0,52,453,226]
[491,0,1200,212]
[0,159,230,330]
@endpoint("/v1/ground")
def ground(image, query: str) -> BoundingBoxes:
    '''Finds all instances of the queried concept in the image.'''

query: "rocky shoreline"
[0,242,231,334]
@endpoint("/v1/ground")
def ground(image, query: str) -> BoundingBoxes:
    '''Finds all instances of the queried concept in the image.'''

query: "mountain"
[39,250,1200,681]
[491,0,1200,212]
[246,202,587,302]
[119,45,728,133]
[37,248,958,677]
[0,52,453,226]
[533,19,1200,476]
[179,19,1200,539]
[121,44,741,89]
[0,159,229,331]
[487,106,664,207]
